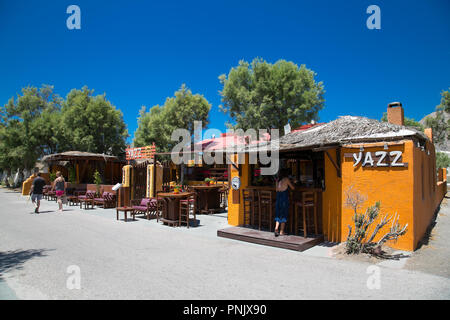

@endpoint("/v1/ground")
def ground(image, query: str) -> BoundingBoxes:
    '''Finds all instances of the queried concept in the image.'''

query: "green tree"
[219,58,325,131]
[0,85,63,171]
[134,84,211,152]
[381,112,424,131]
[436,152,450,169]
[424,88,449,146]
[61,86,128,155]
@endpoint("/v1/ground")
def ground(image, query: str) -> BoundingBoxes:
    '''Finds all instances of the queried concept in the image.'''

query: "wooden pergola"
[42,151,126,184]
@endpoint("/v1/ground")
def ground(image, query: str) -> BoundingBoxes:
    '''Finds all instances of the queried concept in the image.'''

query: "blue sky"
[1,0,449,143]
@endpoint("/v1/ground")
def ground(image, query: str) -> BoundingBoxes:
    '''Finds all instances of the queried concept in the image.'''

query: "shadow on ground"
[414,203,441,251]
[0,249,53,275]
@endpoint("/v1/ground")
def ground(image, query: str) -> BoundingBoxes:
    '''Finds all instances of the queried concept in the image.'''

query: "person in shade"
[30,172,46,214]
[274,168,295,237]
[52,171,66,212]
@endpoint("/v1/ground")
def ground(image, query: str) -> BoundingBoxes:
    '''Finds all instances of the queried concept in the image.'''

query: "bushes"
[345,186,408,255]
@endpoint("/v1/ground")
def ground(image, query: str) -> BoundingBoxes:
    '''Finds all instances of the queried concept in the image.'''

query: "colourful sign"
[126,143,156,160]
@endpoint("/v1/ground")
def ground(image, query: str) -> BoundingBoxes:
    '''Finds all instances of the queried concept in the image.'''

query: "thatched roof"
[245,116,429,153]
[42,151,123,163]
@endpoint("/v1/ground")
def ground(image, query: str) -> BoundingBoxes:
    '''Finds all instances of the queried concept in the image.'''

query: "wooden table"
[189,185,222,214]
[158,192,194,226]
[79,198,94,210]
[116,207,136,222]
[67,195,78,206]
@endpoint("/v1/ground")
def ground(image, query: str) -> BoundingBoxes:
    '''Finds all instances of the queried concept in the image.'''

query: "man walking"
[30,172,46,214]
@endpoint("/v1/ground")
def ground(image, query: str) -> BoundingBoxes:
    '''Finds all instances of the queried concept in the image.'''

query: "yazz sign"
[352,151,406,168]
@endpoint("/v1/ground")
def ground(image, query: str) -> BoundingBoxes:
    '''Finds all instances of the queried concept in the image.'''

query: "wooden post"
[75,162,79,184]
[153,156,156,197]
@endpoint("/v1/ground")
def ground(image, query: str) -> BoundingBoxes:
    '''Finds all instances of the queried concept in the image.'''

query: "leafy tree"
[424,88,449,146]
[219,58,325,131]
[381,112,424,131]
[436,152,450,169]
[134,84,211,152]
[0,85,63,171]
[61,86,128,155]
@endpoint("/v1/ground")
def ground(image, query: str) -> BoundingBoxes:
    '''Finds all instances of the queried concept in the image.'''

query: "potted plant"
[173,184,181,194]
[68,166,76,184]
[49,172,57,182]
[204,177,212,186]
[93,170,102,196]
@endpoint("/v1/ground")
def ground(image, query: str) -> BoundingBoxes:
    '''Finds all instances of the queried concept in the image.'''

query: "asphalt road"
[0,188,449,300]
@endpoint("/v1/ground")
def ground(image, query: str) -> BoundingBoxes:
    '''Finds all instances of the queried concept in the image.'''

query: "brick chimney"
[424,128,433,142]
[387,102,404,126]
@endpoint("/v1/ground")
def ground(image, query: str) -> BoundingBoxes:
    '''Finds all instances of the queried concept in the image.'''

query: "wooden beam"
[325,150,341,178]
[225,154,240,173]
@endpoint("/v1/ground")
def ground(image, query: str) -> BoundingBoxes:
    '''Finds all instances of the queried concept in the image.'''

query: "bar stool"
[258,190,275,231]
[294,192,318,237]
[155,197,165,223]
[179,193,196,228]
[242,189,252,227]
[219,185,229,209]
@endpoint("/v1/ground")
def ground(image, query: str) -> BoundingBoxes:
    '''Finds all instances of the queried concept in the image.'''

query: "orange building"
[226,103,447,251]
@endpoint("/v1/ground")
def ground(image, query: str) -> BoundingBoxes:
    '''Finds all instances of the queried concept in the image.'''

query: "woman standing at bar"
[274,169,295,236]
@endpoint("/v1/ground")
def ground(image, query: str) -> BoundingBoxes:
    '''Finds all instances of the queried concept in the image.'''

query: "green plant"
[49,172,56,182]
[345,186,408,255]
[68,166,76,183]
[93,170,102,194]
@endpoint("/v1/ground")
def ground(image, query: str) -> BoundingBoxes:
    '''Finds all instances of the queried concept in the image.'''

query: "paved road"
[0,188,449,300]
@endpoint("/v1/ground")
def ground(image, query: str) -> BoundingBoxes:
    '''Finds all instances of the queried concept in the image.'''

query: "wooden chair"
[94,192,117,209]
[76,190,96,209]
[42,185,52,200]
[294,192,318,237]
[258,190,275,231]
[219,185,230,209]
[179,190,197,228]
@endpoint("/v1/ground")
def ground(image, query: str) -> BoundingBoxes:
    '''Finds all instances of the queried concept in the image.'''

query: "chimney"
[387,102,404,126]
[424,128,433,143]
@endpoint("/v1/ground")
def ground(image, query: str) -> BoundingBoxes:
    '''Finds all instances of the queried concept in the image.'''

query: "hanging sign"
[350,150,407,168]
[231,176,241,190]
[126,144,156,160]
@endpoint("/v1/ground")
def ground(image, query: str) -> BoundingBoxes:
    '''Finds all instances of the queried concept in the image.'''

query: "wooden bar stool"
[155,197,165,223]
[294,191,318,237]
[258,190,275,231]
[179,193,196,228]
[219,185,229,209]
[242,189,253,227]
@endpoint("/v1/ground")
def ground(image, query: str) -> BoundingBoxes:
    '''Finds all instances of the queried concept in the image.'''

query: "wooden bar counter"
[158,192,194,225]
[244,185,323,235]
[189,185,222,214]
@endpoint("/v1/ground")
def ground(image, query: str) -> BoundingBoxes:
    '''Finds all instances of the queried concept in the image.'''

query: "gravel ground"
[0,187,449,300]
[404,194,450,278]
